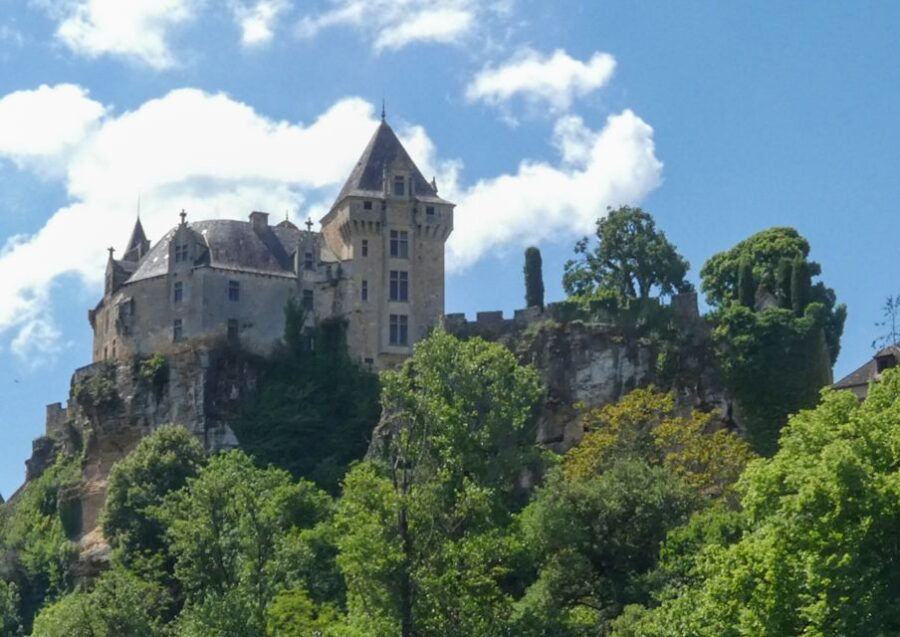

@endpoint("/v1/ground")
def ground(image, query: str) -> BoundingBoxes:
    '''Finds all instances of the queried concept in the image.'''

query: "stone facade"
[91,117,454,370]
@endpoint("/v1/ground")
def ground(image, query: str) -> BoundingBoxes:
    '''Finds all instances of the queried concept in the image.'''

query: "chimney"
[249,211,269,232]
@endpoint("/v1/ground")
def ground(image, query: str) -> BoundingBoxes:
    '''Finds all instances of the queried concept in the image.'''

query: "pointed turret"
[330,119,448,211]
[122,217,150,262]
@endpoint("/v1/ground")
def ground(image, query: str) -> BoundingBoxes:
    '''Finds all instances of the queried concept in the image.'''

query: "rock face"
[445,294,726,451]
[27,344,262,573]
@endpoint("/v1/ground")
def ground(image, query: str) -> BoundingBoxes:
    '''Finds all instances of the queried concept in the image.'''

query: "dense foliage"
[0,455,80,632]
[701,227,846,454]
[0,214,868,635]
[615,369,900,636]
[233,299,381,492]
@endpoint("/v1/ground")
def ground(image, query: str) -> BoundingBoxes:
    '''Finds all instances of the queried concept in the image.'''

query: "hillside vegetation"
[2,212,871,636]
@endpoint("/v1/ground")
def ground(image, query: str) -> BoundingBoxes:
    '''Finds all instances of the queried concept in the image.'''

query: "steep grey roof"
[122,218,150,262]
[127,219,304,283]
[833,345,900,390]
[332,120,450,208]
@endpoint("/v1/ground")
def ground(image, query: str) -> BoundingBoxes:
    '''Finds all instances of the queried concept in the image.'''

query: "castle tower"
[319,117,454,368]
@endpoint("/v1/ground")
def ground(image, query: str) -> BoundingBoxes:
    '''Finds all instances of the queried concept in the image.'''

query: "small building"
[832,345,900,400]
[89,116,454,369]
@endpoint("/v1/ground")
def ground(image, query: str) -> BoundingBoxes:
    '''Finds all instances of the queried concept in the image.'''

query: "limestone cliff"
[444,294,727,451]
[24,344,262,574]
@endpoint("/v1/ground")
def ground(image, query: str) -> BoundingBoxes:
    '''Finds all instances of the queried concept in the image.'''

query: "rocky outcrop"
[446,294,727,451]
[24,342,263,573]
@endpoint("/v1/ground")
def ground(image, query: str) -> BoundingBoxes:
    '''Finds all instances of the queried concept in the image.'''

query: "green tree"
[0,455,79,631]
[30,568,169,637]
[102,425,206,581]
[700,226,846,364]
[524,246,545,310]
[0,580,21,636]
[737,256,755,308]
[563,206,690,302]
[513,460,698,636]
[701,228,845,454]
[620,371,900,636]
[336,330,544,637]
[159,450,335,637]
[266,587,344,637]
[234,303,381,492]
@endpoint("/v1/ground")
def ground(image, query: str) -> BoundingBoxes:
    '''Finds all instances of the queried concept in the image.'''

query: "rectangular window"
[393,175,405,196]
[363,200,373,210]
[304,251,314,270]
[174,244,188,263]
[361,279,368,302]
[389,271,408,302]
[302,289,314,311]
[390,230,409,258]
[173,319,183,342]
[173,281,183,303]
[426,206,435,216]
[361,239,368,257]
[389,314,409,346]
[227,319,239,341]
[228,280,240,302]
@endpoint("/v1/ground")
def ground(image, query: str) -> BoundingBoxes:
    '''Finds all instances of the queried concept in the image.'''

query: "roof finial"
[305,217,313,232]
[179,209,187,226]
[136,195,141,220]
[107,246,116,260]
[381,98,386,122]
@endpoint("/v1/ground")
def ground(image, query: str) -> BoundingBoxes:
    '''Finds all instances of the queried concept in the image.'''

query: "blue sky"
[1,1,899,498]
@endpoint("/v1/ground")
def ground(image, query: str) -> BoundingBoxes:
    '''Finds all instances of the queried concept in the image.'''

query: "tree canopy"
[615,371,900,636]
[563,206,690,302]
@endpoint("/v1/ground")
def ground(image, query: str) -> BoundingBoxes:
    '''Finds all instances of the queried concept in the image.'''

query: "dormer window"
[304,252,314,270]
[174,244,189,263]
[393,176,405,197]
[877,355,896,373]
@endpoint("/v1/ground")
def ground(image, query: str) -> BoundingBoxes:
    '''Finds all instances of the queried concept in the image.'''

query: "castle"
[90,115,454,369]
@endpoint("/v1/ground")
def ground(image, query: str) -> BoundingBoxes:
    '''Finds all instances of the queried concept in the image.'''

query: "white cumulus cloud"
[297,0,508,52]
[445,111,662,270]
[47,0,204,69]
[0,84,105,169]
[467,49,616,114]
[230,0,290,47]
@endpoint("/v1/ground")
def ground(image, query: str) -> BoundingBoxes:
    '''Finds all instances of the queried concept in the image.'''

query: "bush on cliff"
[234,299,381,492]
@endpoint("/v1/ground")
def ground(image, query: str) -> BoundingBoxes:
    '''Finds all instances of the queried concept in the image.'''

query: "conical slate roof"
[332,120,450,209]
[122,218,150,262]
